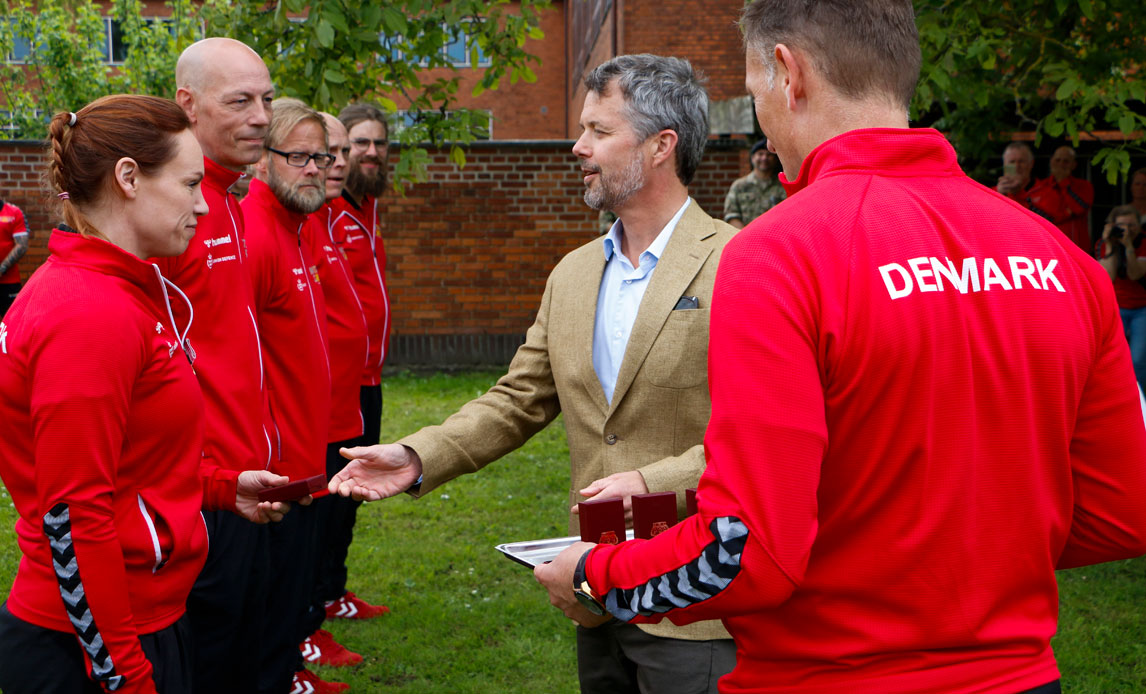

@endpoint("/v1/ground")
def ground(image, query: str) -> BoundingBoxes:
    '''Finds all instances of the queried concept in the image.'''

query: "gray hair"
[584,54,709,186]
[1003,141,1034,162]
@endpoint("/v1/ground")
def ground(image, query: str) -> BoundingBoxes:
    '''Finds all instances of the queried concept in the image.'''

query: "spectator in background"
[598,209,617,234]
[0,196,29,316]
[723,137,785,229]
[1097,204,1146,388]
[995,141,1037,203]
[1028,146,1094,250]
[1130,167,1146,225]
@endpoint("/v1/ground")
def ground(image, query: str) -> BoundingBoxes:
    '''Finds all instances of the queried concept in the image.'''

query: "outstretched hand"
[235,470,292,524]
[328,443,423,501]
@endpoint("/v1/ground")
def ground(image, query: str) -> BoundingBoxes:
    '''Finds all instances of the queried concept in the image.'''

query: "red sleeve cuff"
[201,467,241,512]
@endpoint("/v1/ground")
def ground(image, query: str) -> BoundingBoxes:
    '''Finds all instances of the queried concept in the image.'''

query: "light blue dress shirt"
[592,199,691,404]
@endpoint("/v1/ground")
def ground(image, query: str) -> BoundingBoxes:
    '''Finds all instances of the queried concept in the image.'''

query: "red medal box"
[632,491,678,539]
[578,497,626,544]
[257,473,327,503]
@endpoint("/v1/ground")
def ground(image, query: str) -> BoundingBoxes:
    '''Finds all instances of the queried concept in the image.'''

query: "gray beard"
[584,151,645,211]
[345,160,387,199]
[267,165,325,215]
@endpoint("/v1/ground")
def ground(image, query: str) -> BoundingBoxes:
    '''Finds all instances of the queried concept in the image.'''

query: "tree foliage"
[913,0,1146,183]
[1,0,550,190]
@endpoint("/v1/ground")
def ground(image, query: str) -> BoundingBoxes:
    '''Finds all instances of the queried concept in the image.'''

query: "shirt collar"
[602,198,691,262]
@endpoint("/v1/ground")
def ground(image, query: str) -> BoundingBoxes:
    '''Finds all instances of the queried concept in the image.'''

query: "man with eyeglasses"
[321,102,394,622]
[295,112,378,674]
[241,97,341,694]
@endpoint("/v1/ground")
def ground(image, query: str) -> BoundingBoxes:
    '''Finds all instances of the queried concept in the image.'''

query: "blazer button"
[605,434,618,445]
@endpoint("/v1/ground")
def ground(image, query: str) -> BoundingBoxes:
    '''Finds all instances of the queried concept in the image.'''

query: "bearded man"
[330,54,738,694]
[241,97,341,694]
[332,103,391,453]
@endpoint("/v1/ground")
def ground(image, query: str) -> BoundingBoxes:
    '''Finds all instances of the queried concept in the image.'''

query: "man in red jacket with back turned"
[241,97,336,694]
[535,3,1146,693]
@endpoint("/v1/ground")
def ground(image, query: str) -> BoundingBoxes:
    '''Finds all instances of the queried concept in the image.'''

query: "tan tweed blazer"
[402,199,735,641]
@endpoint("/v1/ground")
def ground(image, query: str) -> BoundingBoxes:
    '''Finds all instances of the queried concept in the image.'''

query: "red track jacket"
[242,178,331,479]
[585,129,1146,694]
[0,200,28,284]
[153,158,270,509]
[0,230,209,694]
[329,193,389,385]
[304,204,368,442]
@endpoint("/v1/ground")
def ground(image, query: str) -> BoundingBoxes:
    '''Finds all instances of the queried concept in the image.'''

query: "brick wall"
[0,138,746,365]
[620,0,747,103]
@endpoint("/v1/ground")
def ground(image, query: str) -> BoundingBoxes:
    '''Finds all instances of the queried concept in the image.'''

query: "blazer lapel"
[608,200,714,412]
[567,244,610,414]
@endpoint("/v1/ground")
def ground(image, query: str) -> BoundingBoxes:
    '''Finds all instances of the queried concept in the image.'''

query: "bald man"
[1028,146,1095,251]
[162,37,279,694]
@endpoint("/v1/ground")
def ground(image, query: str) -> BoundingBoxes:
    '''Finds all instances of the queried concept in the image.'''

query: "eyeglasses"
[350,138,389,151]
[266,147,336,169]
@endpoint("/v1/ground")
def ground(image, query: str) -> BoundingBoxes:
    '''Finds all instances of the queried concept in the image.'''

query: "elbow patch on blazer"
[43,503,127,691]
[604,516,748,621]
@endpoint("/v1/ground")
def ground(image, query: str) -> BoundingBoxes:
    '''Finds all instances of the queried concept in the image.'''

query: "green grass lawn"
[1,369,1144,692]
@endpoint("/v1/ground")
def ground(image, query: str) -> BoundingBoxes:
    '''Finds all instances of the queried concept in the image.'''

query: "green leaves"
[914,0,1146,184]
[1,0,551,192]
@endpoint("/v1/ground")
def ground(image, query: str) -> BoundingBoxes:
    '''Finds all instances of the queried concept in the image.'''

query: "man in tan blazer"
[331,54,737,694]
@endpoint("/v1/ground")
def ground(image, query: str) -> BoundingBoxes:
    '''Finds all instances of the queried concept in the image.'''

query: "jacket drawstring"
[152,265,196,365]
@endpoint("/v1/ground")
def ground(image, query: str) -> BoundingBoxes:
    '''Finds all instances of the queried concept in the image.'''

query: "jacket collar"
[203,156,243,196]
[780,128,963,197]
[48,226,165,298]
[245,177,311,233]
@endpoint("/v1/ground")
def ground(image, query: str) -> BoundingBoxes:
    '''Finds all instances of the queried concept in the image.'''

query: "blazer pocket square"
[673,295,700,310]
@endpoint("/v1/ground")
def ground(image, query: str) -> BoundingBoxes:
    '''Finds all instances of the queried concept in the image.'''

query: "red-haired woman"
[0,95,287,694]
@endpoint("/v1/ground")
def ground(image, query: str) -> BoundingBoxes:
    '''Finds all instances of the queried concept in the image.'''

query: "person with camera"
[1097,204,1146,388]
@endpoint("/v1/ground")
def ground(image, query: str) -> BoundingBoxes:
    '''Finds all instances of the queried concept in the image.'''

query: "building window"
[382,22,489,68]
[3,18,34,63]
[394,109,493,140]
[99,17,179,65]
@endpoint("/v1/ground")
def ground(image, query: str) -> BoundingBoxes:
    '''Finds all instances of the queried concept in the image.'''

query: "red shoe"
[325,591,390,620]
[300,629,363,667]
[290,667,350,693]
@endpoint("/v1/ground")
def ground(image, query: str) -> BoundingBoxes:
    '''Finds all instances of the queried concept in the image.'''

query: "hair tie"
[68,112,77,127]
[57,192,70,200]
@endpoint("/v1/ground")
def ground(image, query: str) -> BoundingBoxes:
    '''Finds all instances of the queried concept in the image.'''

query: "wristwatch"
[572,549,606,616]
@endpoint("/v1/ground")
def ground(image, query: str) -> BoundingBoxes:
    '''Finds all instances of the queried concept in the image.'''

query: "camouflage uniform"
[723,173,786,226]
[598,210,617,234]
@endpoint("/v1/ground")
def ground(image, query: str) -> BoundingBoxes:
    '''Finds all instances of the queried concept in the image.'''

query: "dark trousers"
[576,622,736,694]
[1020,681,1062,694]
[0,603,192,694]
[258,501,319,693]
[0,281,20,317]
[307,436,364,637]
[361,383,382,446]
[186,509,269,694]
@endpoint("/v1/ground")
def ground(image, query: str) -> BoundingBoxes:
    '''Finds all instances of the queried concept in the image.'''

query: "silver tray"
[496,529,635,569]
